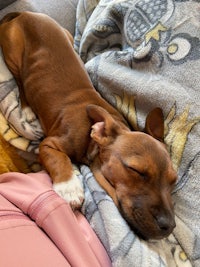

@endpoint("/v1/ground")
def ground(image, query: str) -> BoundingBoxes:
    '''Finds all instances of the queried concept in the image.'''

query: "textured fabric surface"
[0,0,78,34]
[74,1,200,266]
[0,171,111,267]
[0,0,16,10]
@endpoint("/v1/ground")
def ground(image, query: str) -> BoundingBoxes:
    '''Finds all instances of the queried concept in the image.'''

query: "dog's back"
[0,12,119,133]
[1,13,91,116]
[0,12,125,156]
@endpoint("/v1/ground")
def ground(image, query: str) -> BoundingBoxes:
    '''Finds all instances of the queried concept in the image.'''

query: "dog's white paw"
[53,174,84,209]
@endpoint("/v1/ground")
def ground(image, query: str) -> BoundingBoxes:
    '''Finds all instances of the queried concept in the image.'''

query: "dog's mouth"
[118,199,176,240]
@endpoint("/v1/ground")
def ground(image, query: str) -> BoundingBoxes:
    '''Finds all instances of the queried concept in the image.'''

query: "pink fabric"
[0,171,112,267]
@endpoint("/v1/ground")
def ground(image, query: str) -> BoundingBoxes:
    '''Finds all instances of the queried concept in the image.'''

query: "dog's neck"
[84,138,99,165]
[85,140,119,206]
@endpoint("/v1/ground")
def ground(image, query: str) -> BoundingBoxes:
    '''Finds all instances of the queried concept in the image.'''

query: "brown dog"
[0,12,177,240]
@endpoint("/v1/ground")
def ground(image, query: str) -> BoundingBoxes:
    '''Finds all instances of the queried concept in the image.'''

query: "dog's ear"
[144,108,164,142]
[86,104,120,146]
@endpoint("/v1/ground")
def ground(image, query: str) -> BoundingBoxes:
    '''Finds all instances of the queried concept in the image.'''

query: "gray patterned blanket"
[74,1,200,266]
[0,1,200,266]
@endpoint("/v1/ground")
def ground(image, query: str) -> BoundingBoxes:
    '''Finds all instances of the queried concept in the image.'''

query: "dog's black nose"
[155,214,176,232]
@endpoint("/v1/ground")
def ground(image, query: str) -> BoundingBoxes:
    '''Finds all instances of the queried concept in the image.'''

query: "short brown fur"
[0,12,177,239]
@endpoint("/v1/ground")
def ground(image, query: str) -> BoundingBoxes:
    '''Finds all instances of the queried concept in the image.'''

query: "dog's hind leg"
[39,136,84,209]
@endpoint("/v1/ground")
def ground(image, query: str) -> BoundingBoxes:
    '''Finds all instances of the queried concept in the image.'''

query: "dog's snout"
[156,215,169,230]
[155,214,176,233]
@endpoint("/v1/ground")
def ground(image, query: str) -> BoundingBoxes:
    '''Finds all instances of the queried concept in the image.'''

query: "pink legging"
[0,171,112,267]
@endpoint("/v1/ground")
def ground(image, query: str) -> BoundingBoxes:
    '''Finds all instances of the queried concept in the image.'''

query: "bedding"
[0,0,16,10]
[0,0,199,266]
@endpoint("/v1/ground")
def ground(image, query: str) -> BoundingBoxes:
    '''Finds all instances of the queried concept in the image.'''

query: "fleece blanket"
[0,0,199,266]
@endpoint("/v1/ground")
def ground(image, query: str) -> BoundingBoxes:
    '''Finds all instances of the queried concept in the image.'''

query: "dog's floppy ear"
[144,108,164,142]
[86,104,120,146]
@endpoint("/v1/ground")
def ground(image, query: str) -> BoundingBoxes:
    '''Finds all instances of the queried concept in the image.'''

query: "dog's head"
[87,104,177,240]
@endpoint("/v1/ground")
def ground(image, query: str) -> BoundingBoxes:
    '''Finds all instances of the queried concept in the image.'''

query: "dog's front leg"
[39,137,84,209]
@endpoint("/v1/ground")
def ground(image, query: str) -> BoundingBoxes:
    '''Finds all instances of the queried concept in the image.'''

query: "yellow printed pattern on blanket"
[0,112,41,173]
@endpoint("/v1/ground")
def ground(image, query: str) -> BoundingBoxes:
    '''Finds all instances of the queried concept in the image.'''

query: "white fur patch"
[53,173,84,209]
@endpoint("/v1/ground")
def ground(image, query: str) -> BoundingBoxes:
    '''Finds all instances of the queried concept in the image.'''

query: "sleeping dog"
[0,12,177,240]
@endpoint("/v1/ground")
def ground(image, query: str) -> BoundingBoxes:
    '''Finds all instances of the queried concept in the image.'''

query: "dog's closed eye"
[125,164,147,180]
